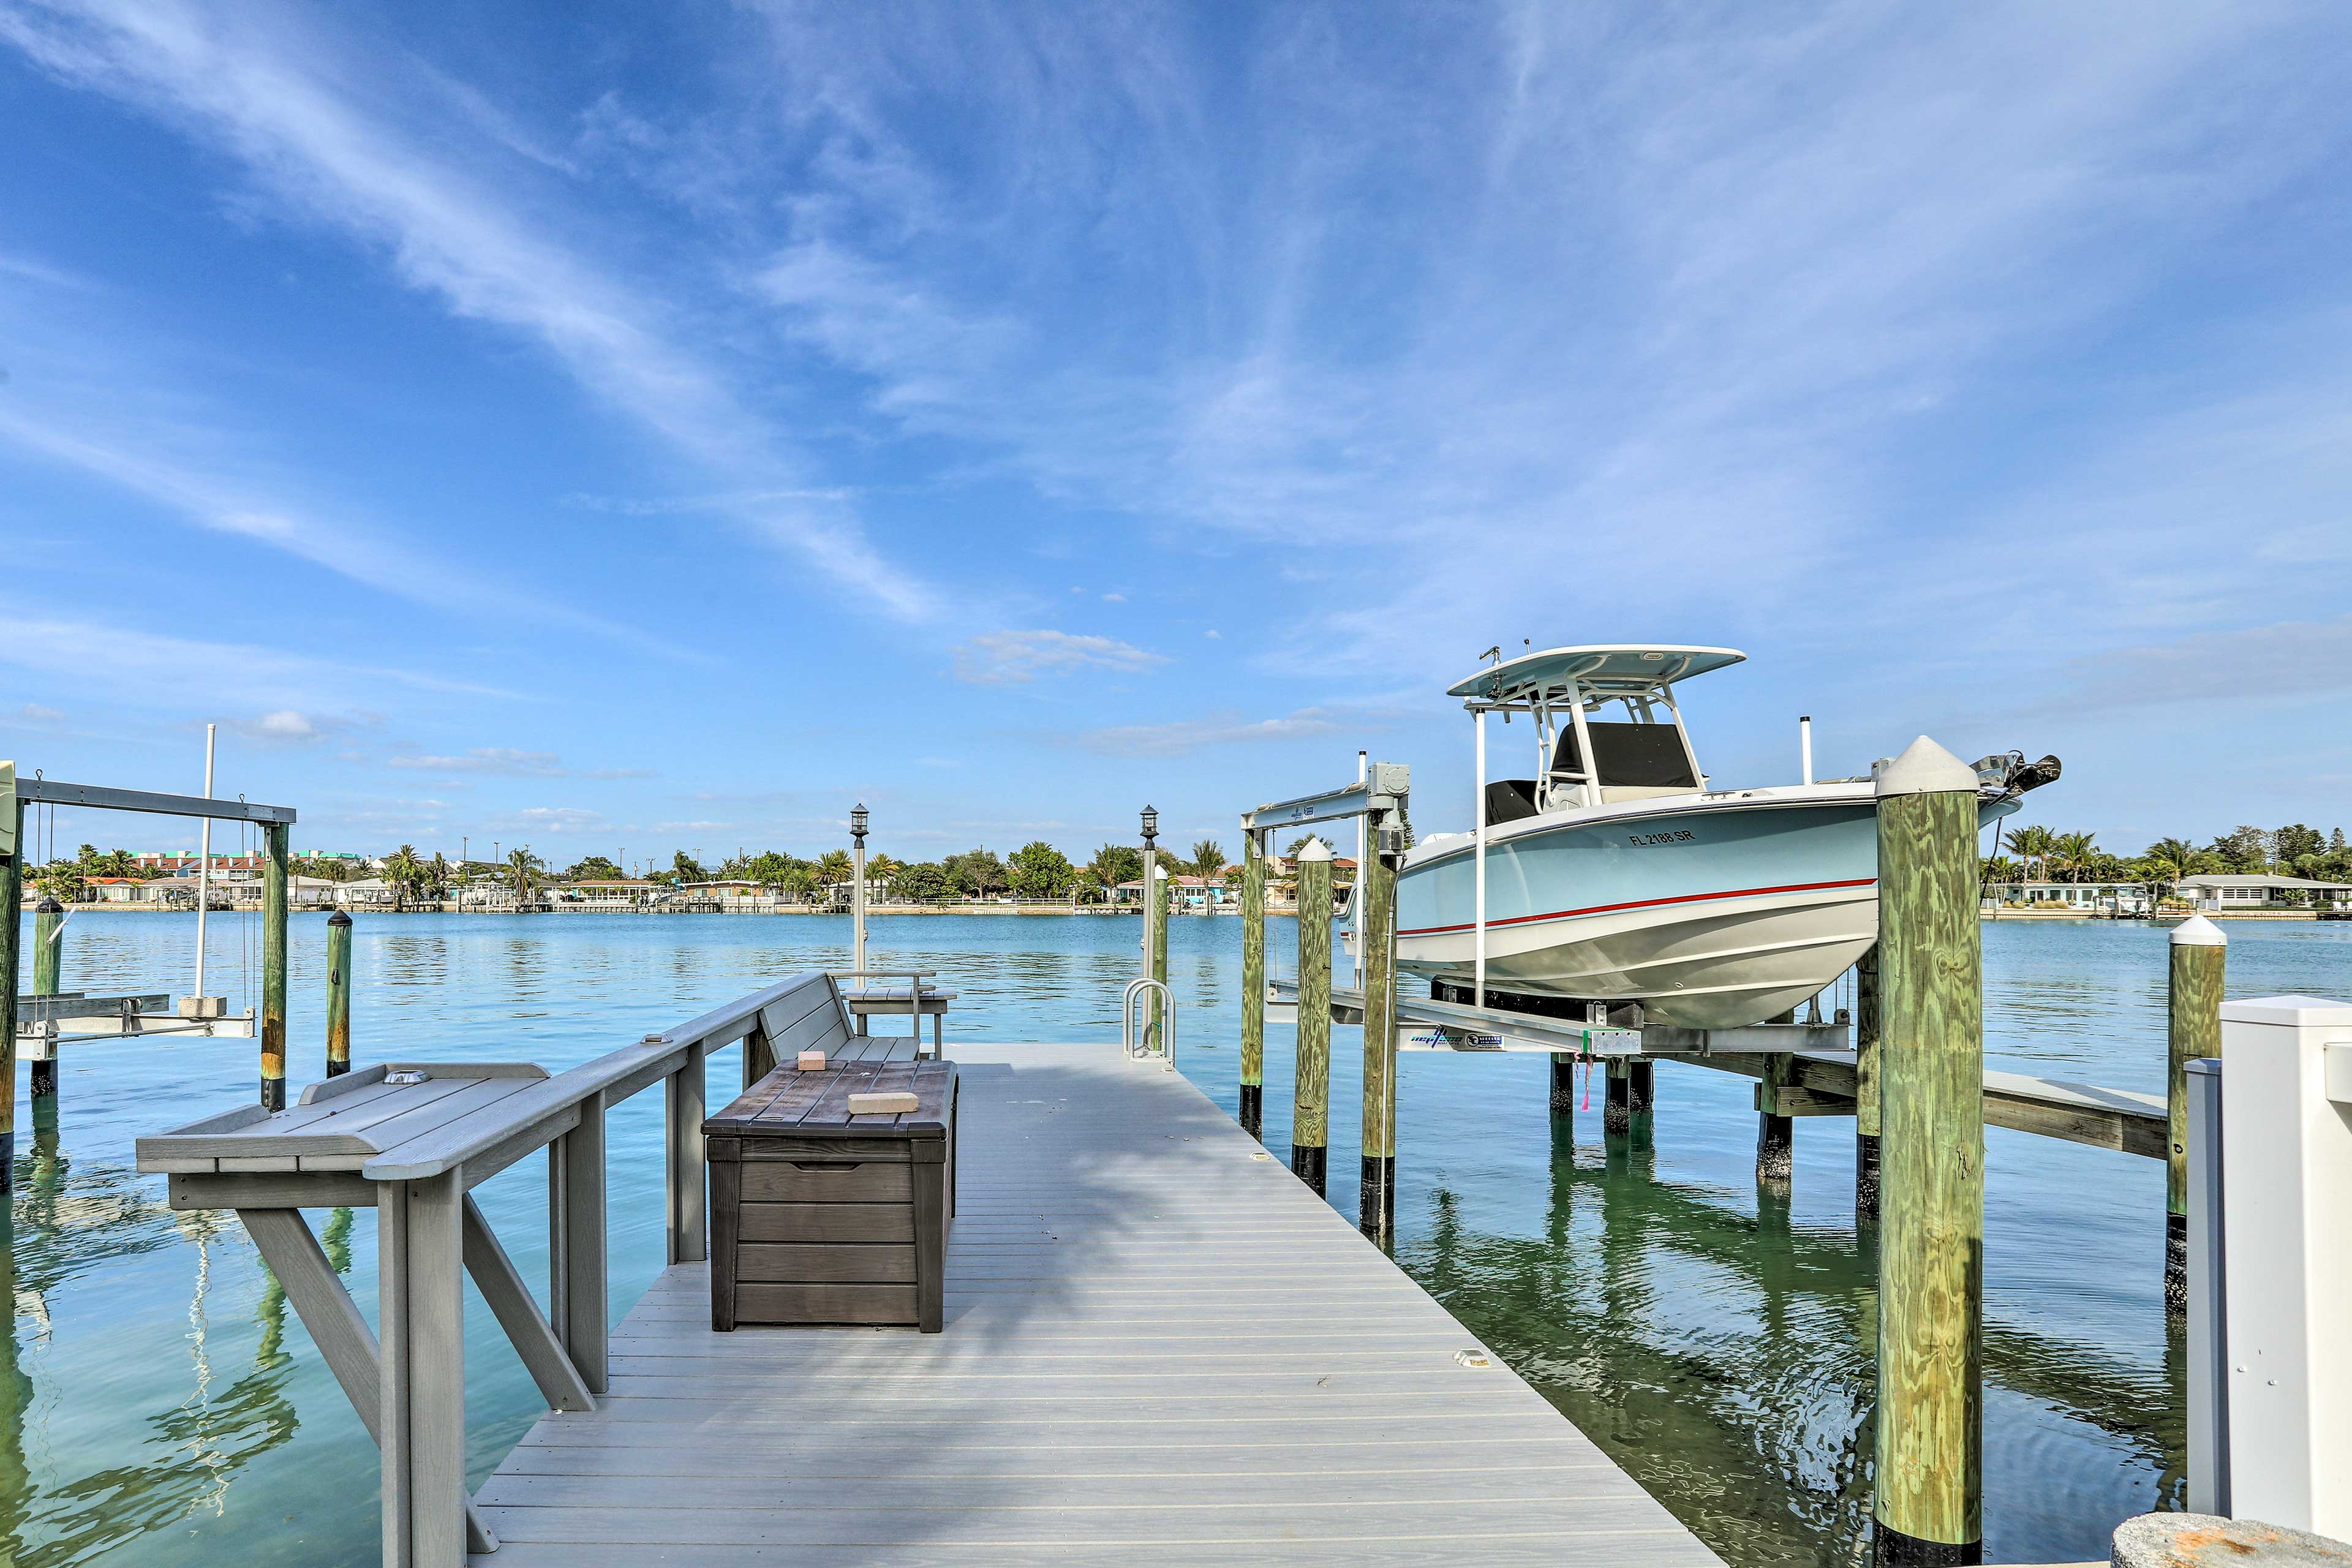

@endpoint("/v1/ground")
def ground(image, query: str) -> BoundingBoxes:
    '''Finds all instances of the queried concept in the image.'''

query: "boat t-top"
[1392,644,2057,1028]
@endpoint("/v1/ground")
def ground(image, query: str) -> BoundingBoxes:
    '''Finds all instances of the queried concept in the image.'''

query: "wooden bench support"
[559,1096,608,1397]
[382,1171,470,1568]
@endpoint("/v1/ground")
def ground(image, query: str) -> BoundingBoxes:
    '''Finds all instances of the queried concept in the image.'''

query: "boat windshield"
[1553,722,1698,791]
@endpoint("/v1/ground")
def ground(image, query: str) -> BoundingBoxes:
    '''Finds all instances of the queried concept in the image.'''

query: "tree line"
[1985,823,2352,891]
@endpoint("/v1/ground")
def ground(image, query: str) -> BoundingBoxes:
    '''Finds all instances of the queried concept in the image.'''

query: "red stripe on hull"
[1396,876,1878,938]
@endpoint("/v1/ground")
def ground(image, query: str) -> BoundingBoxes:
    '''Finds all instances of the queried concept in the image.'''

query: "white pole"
[1800,715,1814,786]
[1474,709,1488,1006]
[852,837,867,973]
[1354,749,1367,986]
[195,723,216,1000]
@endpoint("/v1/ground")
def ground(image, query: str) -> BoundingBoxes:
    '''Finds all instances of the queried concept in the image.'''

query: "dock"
[469,1041,1719,1566]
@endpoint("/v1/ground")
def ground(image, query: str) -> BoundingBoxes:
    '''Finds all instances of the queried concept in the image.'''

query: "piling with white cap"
[2166,915,2226,1314]
[1871,736,1986,1567]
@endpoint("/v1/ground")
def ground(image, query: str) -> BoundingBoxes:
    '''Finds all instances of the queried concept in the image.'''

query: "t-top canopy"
[1446,644,1746,704]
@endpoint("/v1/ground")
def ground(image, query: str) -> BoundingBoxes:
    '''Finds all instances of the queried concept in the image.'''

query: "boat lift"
[4,761,290,1090]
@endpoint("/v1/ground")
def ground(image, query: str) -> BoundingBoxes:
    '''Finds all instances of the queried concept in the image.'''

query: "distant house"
[1983,881,2152,914]
[2174,873,2352,911]
[557,879,655,909]
[84,875,149,903]
[336,878,402,908]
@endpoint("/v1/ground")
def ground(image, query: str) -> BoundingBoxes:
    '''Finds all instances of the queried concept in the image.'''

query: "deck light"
[1140,805,1158,848]
[851,804,869,842]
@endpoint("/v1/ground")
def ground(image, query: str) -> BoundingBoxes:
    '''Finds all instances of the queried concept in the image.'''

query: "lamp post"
[1140,805,1163,1052]
[851,804,869,977]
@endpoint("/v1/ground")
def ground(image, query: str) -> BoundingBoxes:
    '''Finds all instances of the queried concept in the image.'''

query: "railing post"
[380,1168,467,1568]
[1359,809,1398,1241]
[1240,827,1266,1139]
[1856,945,1883,1222]
[667,1042,708,1265]
[1871,737,1985,1567]
[262,821,289,1109]
[1292,840,1333,1197]
[2165,917,2225,1314]
[31,896,61,1118]
[560,1090,608,1396]
[743,1017,774,1090]
[326,909,353,1077]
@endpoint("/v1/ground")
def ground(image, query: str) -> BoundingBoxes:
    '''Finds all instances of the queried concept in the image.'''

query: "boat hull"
[1394,794,1895,1028]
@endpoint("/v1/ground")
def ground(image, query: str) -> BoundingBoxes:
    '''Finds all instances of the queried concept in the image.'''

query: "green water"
[4,912,2346,1565]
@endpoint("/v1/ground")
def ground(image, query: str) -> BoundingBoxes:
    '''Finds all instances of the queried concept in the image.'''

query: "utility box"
[2218,995,2352,1540]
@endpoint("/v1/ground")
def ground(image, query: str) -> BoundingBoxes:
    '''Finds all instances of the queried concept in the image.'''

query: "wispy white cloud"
[1076,707,1348,758]
[0,0,936,619]
[387,747,564,777]
[952,630,1166,685]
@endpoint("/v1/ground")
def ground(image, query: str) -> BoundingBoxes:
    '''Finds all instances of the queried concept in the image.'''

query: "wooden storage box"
[704,1059,956,1332]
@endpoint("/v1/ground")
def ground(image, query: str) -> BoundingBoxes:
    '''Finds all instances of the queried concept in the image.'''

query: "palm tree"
[1980,854,2020,888]
[2140,836,2197,899]
[2002,824,2056,883]
[385,845,424,912]
[2049,831,2098,884]
[507,847,544,905]
[1188,840,1227,879]
[428,853,451,902]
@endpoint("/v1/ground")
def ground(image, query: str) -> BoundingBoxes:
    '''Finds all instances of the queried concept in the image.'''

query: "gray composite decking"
[471,1041,1721,1566]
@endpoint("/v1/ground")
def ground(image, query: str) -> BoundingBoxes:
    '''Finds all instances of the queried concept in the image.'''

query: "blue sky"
[3,0,2350,870]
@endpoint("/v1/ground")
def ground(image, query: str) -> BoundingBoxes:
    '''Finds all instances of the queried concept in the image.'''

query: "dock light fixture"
[1140,805,1158,849]
[851,804,869,842]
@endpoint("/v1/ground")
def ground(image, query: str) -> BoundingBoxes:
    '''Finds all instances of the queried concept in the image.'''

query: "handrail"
[1122,977,1175,1071]
[363,968,840,1182]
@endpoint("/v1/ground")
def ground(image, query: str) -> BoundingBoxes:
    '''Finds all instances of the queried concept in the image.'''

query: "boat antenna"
[1480,646,1501,666]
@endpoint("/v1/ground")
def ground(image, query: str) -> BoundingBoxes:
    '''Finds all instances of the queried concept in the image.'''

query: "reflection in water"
[0,912,2339,1566]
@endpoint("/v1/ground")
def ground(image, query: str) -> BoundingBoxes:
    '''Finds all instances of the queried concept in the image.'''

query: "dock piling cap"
[2170,914,2227,947]
[1296,838,1333,862]
[1874,736,1978,797]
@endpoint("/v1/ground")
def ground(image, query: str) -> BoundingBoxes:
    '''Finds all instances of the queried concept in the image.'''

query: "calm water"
[4,911,2348,1566]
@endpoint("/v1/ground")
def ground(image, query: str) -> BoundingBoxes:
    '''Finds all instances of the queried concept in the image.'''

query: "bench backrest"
[755,971,854,1064]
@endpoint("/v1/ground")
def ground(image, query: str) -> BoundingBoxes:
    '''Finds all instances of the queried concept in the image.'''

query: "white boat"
[1390,645,2057,1029]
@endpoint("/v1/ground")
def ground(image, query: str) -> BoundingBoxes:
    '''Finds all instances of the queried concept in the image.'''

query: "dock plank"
[472,1041,1718,1566]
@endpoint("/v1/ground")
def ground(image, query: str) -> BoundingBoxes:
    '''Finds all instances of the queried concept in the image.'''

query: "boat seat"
[1485,780,1540,825]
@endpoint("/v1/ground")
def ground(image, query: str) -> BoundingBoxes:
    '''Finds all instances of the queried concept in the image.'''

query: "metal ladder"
[1120,978,1175,1071]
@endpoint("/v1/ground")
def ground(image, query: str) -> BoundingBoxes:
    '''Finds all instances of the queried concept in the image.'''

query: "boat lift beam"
[13,777,298,824]
[1242,764,1410,834]
[1265,976,1852,1057]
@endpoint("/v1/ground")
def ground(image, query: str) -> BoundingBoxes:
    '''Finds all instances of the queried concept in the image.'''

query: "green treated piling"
[1358,812,1398,1240]
[1550,1054,1577,1118]
[1239,829,1266,1139]
[1872,737,1985,1567]
[1604,1058,1632,1138]
[1292,840,1332,1196]
[0,786,21,1188]
[2164,916,2224,1315]
[1856,945,1883,1221]
[325,909,353,1077]
[1629,1057,1655,1147]
[262,823,289,1109]
[31,897,61,1113]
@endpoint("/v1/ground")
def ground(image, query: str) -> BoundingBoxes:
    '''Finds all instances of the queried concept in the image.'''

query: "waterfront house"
[1983,881,2153,914]
[2174,873,2352,911]
[555,878,656,909]
[336,878,402,908]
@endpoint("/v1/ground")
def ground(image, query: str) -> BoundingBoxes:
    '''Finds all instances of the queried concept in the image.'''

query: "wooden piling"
[31,897,61,1111]
[0,793,21,1189]
[1292,840,1332,1196]
[1871,737,1985,1567]
[262,823,290,1109]
[2164,916,2224,1316]
[1629,1058,1655,1147]
[1550,1054,1577,1118]
[1604,1058,1632,1137]
[1239,829,1266,1138]
[325,910,353,1077]
[1856,945,1883,1222]
[1756,1011,1796,1185]
[1358,812,1398,1240]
